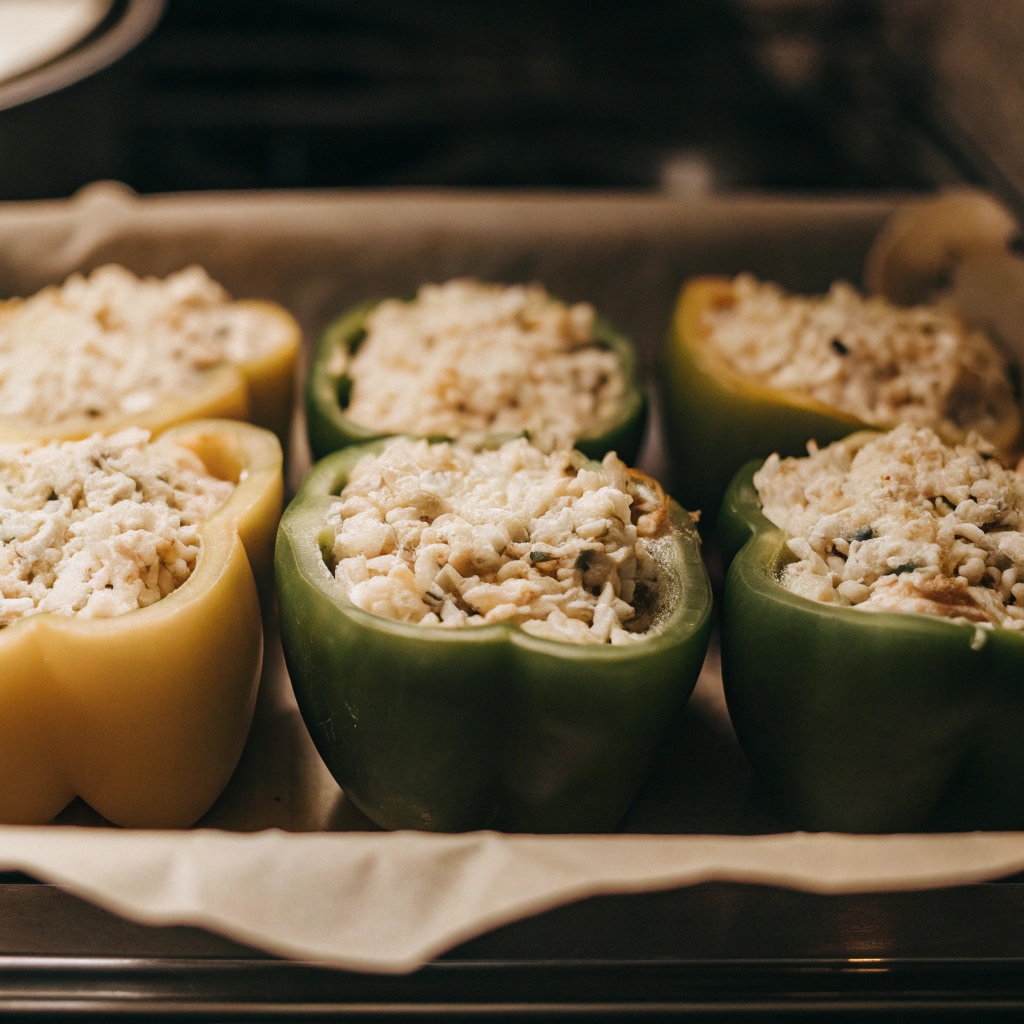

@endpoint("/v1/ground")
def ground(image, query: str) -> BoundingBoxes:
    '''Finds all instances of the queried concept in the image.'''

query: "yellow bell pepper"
[0,419,283,828]
[0,299,301,446]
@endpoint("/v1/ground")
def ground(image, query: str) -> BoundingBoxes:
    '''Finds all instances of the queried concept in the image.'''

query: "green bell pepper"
[275,441,712,832]
[306,298,648,464]
[719,457,1024,832]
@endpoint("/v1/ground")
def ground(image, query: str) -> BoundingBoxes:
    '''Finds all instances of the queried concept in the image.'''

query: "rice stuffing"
[755,424,1024,639]
[323,437,669,644]
[337,279,627,452]
[0,264,292,426]
[705,274,1017,443]
[0,428,233,626]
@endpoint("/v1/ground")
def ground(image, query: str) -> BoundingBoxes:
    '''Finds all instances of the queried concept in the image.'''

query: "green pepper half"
[719,459,1024,832]
[275,441,712,832]
[306,299,648,464]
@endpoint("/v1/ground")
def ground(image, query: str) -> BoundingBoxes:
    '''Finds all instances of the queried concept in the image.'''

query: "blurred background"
[0,0,1019,205]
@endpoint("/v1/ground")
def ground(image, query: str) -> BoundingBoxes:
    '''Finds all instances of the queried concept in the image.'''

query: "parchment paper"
[3,182,1022,973]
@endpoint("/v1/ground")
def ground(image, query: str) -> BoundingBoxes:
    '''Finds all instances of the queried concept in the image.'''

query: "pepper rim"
[0,418,282,642]
[279,439,712,660]
[676,275,1022,455]
[674,276,874,429]
[305,295,648,461]
[0,299,300,443]
[721,454,1024,649]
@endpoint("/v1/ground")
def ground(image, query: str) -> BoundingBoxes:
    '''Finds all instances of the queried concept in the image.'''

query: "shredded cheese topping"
[756,424,1024,639]
[705,274,1017,443]
[0,264,291,426]
[0,429,233,626]
[324,437,667,644]
[338,279,627,452]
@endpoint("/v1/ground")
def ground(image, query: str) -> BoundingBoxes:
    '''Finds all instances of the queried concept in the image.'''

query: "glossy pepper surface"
[0,300,300,446]
[662,277,864,524]
[275,441,712,832]
[719,458,1024,833]
[305,298,648,464]
[0,419,283,828]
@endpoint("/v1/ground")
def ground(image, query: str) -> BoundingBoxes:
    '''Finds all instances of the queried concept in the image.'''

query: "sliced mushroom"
[864,188,1019,305]
[626,468,668,536]
[950,245,1024,366]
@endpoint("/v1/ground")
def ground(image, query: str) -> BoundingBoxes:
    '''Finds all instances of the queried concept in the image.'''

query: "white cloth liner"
[4,827,1024,973]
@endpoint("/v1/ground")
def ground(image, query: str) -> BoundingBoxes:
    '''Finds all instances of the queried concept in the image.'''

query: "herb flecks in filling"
[340,280,627,453]
[0,429,233,626]
[705,275,1017,445]
[754,424,1024,633]
[0,265,290,427]
[323,437,667,645]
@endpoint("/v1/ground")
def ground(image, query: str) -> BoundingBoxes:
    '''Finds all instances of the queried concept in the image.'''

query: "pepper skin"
[305,299,648,464]
[719,457,1024,832]
[662,277,865,525]
[0,419,283,828]
[275,442,712,832]
[0,300,300,445]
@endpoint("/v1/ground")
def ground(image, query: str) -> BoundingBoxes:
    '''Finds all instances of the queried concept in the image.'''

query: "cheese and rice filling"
[0,429,233,626]
[755,424,1024,637]
[0,264,292,426]
[323,437,668,645]
[336,279,627,452]
[705,274,1017,442]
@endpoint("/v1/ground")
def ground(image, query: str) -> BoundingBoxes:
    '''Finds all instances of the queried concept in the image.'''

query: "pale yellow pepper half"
[0,299,300,446]
[0,419,283,828]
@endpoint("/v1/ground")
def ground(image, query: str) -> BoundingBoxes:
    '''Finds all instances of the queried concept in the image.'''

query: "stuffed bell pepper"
[276,435,711,832]
[306,279,648,464]
[0,418,282,827]
[720,424,1024,832]
[662,273,1021,524]
[0,264,300,445]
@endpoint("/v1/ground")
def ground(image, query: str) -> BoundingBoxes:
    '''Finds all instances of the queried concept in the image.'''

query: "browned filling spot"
[908,576,989,622]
